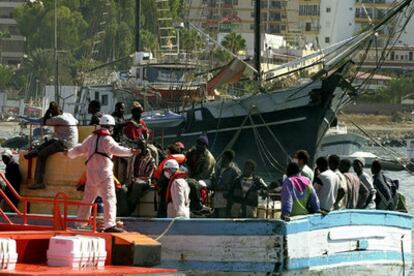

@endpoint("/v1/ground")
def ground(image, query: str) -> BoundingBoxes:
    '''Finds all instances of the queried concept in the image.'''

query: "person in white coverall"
[67,114,139,232]
[163,159,191,218]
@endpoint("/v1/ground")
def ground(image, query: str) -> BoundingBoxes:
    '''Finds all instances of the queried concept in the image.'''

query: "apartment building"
[0,0,25,65]
[188,0,291,37]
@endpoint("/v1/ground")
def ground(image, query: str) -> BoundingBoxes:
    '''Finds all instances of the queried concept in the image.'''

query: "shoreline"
[338,114,414,143]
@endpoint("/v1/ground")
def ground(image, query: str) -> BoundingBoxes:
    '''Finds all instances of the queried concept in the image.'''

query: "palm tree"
[221,32,246,55]
[20,49,54,87]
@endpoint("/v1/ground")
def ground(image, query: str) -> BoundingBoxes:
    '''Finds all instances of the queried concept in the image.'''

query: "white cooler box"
[0,238,18,270]
[47,235,107,269]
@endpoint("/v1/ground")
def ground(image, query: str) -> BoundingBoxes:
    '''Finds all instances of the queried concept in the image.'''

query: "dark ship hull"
[153,71,346,175]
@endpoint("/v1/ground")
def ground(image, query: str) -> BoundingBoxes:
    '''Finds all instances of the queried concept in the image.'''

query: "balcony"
[0,1,23,8]
[0,18,16,24]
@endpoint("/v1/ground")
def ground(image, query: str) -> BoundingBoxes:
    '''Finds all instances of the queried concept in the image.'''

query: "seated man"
[127,139,155,215]
[25,102,78,189]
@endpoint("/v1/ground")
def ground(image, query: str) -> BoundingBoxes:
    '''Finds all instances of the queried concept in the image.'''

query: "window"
[299,4,320,16]
[326,7,331,13]
[325,37,330,43]
[94,92,99,101]
[195,110,203,121]
[101,94,108,106]
[305,22,312,31]
[409,52,413,61]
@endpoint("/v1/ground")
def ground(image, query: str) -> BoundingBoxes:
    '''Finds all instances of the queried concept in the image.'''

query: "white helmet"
[163,159,179,170]
[99,114,115,126]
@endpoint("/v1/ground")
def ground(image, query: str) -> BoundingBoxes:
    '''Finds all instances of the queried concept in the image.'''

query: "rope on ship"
[247,113,284,177]
[155,218,178,241]
[216,107,253,158]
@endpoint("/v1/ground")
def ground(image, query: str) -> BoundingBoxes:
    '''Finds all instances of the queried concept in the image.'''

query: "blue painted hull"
[122,210,412,274]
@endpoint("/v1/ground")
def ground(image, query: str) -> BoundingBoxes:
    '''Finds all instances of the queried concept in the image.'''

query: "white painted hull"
[122,210,412,275]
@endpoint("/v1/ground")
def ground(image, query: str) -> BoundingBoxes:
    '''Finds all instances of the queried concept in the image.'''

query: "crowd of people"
[280,150,407,221]
[0,99,406,232]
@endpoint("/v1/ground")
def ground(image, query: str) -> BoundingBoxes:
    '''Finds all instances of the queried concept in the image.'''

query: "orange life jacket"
[154,154,187,180]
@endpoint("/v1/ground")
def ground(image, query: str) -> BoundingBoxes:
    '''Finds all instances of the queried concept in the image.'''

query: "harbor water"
[0,123,413,274]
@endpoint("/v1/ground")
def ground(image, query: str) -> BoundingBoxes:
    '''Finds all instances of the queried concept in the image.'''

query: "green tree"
[141,30,158,52]
[0,65,13,91]
[180,29,203,52]
[357,73,414,104]
[221,32,246,54]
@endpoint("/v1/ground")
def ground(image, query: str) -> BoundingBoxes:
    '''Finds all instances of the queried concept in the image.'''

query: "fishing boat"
[123,211,412,275]
[14,134,413,275]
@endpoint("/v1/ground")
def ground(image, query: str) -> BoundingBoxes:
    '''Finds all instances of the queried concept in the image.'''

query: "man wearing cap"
[353,157,376,209]
[186,135,216,181]
[1,150,21,210]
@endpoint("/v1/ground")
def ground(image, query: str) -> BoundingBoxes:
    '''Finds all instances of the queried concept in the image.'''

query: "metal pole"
[177,29,180,55]
[135,0,141,52]
[54,0,59,104]
[254,0,261,82]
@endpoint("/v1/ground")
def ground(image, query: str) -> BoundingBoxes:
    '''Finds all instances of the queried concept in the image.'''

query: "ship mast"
[254,0,261,83]
[135,0,141,52]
